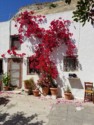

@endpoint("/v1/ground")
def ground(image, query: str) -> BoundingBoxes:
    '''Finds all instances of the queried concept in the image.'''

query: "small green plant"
[64,85,71,93]
[2,73,10,86]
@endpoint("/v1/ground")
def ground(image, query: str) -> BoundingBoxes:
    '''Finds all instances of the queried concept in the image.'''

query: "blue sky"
[0,0,56,22]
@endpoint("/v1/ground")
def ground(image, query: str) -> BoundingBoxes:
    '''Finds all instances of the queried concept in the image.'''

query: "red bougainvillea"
[1,54,5,58]
[15,11,76,79]
[7,47,26,57]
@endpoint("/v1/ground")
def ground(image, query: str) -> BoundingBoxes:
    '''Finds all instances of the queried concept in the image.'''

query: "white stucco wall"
[0,21,10,54]
[0,22,10,73]
[0,10,94,99]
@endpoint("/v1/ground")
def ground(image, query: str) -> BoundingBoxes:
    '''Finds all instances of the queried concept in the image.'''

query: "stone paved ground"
[0,91,56,125]
[0,91,94,125]
[47,103,94,125]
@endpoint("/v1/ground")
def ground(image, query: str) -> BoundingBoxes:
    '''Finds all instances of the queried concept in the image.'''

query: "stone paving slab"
[47,103,94,125]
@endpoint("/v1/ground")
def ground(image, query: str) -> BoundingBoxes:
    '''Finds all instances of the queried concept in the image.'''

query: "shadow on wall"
[56,76,64,97]
[78,60,83,71]
[50,45,67,97]
[22,36,41,55]
[68,78,83,89]
[50,39,83,96]
[28,37,41,53]
[57,75,69,97]
[0,112,44,125]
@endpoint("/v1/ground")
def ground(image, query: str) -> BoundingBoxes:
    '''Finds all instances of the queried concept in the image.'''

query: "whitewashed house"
[0,4,94,99]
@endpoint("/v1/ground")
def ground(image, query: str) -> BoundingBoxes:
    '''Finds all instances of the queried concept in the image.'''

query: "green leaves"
[64,0,94,25]
[65,0,71,4]
[72,0,90,25]
[2,73,10,86]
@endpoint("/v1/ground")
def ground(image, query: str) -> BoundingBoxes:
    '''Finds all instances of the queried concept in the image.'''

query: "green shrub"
[2,73,10,86]
[24,78,36,95]
[49,3,57,9]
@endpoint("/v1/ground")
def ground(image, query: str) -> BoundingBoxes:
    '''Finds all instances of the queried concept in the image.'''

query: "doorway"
[8,58,22,88]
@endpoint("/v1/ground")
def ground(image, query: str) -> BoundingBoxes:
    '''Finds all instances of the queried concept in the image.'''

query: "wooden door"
[8,58,22,88]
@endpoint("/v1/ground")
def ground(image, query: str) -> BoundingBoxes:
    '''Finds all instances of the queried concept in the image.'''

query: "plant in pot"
[24,78,37,95]
[26,78,40,97]
[37,75,50,96]
[39,73,58,96]
[64,85,73,100]
[2,73,10,91]
[28,78,37,95]
[49,76,58,96]
[24,79,30,90]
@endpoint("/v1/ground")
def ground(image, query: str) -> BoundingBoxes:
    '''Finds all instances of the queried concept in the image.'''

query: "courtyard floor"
[0,91,94,125]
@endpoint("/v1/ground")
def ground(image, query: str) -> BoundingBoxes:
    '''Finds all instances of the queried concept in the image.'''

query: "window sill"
[68,77,80,80]
[64,70,78,72]
[27,73,38,75]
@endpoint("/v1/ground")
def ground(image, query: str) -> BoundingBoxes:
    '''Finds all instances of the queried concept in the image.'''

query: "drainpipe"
[9,18,11,46]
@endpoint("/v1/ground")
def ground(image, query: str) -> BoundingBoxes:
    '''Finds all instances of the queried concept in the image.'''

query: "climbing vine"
[14,11,76,79]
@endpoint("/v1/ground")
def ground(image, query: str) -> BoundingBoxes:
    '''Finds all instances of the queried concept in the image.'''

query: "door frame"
[0,59,3,75]
[8,58,23,88]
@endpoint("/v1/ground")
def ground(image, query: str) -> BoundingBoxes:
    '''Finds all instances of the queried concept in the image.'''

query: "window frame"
[27,57,40,75]
[63,56,78,72]
[10,35,21,50]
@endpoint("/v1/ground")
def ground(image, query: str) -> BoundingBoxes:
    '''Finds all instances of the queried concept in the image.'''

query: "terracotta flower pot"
[33,90,40,97]
[50,88,58,96]
[64,92,73,100]
[4,86,9,91]
[42,87,49,96]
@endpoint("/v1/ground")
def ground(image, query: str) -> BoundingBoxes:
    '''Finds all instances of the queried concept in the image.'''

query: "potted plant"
[43,74,58,96]
[64,85,73,100]
[37,75,50,96]
[2,73,10,91]
[28,78,37,95]
[24,79,31,90]
[24,78,36,95]
[50,80,58,96]
[38,73,58,96]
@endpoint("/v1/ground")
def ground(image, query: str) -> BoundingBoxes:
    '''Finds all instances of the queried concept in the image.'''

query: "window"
[64,56,78,71]
[27,58,40,74]
[10,35,21,50]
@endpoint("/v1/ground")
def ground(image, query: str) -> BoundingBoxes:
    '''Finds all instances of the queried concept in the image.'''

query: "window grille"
[10,35,21,50]
[64,56,78,71]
